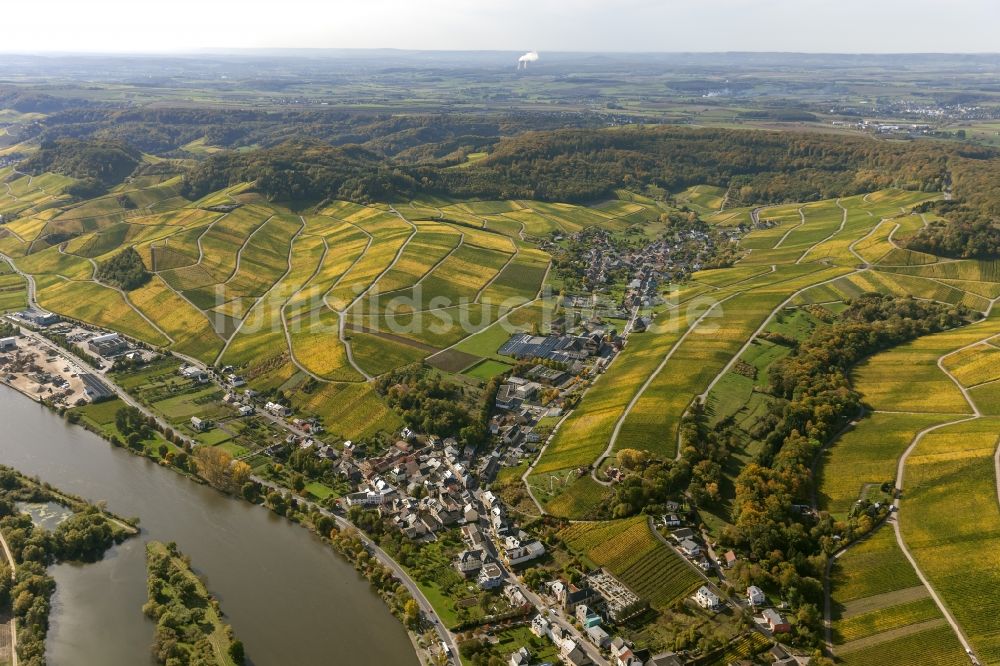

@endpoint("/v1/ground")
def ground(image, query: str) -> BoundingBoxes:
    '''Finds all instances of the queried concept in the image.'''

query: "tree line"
[175,127,1000,258]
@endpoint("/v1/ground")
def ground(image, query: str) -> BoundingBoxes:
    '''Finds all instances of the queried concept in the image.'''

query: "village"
[0,217,805,666]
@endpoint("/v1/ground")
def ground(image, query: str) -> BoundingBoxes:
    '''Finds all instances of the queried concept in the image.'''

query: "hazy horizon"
[5,0,998,55]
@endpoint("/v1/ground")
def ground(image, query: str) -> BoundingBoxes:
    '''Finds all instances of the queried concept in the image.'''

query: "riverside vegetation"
[0,465,137,666]
[144,540,245,666]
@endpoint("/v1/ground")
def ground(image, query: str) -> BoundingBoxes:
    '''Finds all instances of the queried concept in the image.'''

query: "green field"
[462,358,513,380]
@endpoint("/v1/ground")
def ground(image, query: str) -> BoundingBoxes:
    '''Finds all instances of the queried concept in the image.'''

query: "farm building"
[497,332,594,364]
[524,364,571,386]
[81,374,113,401]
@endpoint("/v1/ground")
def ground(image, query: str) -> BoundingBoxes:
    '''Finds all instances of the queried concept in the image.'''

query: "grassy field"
[462,358,513,381]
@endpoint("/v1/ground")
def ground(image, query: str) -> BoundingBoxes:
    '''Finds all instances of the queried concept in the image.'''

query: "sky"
[5,0,999,54]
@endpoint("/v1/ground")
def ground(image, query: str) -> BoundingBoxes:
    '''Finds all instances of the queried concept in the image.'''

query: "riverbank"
[0,382,424,666]
[0,464,140,665]
[4,321,455,664]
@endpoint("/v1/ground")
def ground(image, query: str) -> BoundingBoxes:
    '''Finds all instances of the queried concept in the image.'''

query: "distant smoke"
[517,51,539,69]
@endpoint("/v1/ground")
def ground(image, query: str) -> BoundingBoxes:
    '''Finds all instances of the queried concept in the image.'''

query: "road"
[5,312,455,665]
[251,477,460,664]
[886,316,1000,666]
[470,493,610,665]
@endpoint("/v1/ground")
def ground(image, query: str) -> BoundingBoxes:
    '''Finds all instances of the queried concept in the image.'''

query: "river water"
[0,386,418,666]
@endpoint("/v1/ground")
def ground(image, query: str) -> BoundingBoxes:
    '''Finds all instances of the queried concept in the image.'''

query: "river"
[0,386,418,666]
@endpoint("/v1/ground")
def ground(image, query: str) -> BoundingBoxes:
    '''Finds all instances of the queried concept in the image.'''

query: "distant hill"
[20,138,142,187]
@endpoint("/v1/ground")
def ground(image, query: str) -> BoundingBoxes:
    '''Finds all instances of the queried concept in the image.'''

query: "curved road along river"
[0,385,418,666]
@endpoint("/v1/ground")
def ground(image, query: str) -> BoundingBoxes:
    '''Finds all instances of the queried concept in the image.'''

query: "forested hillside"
[19,138,142,187]
[178,126,1000,257]
[185,126,973,204]
[34,107,608,159]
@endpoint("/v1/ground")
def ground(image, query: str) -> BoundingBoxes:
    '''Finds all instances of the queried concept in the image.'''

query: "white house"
[530,614,550,638]
[509,646,531,666]
[694,585,720,610]
[678,538,701,557]
[478,562,504,590]
[180,365,209,382]
[265,401,291,417]
[747,585,766,607]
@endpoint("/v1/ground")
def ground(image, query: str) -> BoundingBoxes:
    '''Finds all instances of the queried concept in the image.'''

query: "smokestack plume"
[517,51,539,69]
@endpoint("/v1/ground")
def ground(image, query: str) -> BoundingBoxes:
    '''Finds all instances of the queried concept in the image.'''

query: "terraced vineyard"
[0,259,27,312]
[5,164,1000,666]
[531,189,954,519]
[823,263,1000,664]
[0,173,679,440]
[559,517,702,610]
[828,528,968,666]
